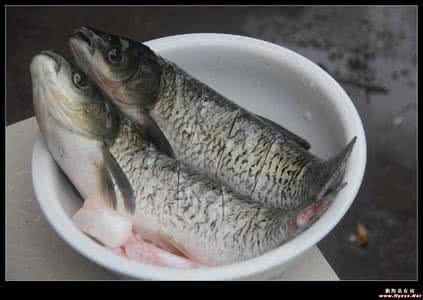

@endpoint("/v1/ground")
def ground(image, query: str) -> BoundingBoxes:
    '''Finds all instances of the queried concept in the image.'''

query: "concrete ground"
[6,6,417,280]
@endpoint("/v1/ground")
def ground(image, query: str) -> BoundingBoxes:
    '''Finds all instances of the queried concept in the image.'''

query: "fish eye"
[107,48,123,65]
[72,71,89,90]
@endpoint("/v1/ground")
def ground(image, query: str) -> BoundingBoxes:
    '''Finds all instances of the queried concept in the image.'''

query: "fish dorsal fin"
[102,147,136,214]
[255,114,311,150]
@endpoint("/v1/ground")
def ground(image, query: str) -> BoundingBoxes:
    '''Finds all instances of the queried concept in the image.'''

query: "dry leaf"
[356,223,368,247]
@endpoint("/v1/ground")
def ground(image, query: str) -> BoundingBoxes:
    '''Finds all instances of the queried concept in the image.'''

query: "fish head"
[31,51,136,215]
[30,50,119,143]
[69,26,162,117]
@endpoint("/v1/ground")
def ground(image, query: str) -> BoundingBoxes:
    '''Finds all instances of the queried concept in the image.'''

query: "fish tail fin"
[311,136,357,201]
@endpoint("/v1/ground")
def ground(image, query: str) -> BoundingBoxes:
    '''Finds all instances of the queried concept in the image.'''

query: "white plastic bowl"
[32,33,366,280]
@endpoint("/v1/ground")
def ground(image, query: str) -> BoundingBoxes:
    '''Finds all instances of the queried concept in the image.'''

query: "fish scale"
[109,118,306,265]
[253,138,317,208]
[217,110,276,197]
[70,26,357,211]
[153,64,240,177]
[32,50,340,267]
[150,61,331,209]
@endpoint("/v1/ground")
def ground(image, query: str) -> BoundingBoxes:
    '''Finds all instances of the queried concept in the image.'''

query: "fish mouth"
[39,50,62,73]
[70,26,96,56]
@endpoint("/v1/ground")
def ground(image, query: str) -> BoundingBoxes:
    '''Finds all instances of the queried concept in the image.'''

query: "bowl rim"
[32,33,367,280]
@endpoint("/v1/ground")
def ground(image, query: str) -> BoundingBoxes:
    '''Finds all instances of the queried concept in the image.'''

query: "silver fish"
[31,50,135,214]
[31,51,332,266]
[69,27,356,210]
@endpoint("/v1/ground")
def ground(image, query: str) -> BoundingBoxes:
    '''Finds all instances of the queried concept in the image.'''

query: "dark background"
[6,6,417,280]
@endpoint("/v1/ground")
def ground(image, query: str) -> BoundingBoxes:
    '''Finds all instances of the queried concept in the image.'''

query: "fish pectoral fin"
[73,204,133,248]
[295,196,333,230]
[143,114,175,158]
[255,114,311,150]
[96,163,117,210]
[102,147,136,214]
[158,230,192,260]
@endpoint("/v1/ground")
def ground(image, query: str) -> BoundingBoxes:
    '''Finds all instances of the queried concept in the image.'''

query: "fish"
[30,50,194,268]
[31,50,334,267]
[69,26,356,210]
[106,114,335,266]
[30,50,134,217]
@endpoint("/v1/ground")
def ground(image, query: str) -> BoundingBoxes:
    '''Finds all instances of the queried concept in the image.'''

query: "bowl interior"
[32,33,366,280]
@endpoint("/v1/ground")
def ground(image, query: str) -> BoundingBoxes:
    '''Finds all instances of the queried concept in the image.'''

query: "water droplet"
[303,111,312,121]
[393,116,403,127]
